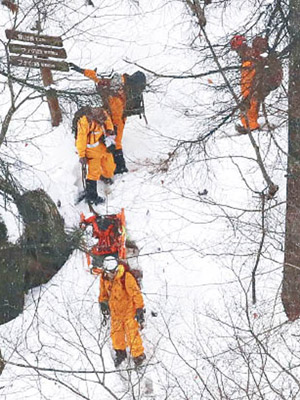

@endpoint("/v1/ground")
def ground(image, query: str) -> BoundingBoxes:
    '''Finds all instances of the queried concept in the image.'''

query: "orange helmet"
[230,35,247,50]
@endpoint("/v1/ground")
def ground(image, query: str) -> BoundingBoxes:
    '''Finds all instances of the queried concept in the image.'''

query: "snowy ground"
[0,1,296,399]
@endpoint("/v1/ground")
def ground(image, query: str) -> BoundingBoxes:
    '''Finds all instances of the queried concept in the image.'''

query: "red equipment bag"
[80,208,126,260]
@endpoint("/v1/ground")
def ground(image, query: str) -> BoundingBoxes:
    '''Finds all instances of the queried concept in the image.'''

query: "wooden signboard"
[9,43,67,59]
[6,29,68,126]
[9,56,69,72]
[5,29,63,47]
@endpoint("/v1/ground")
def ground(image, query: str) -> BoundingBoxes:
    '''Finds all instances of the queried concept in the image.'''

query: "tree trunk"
[0,189,80,325]
[16,189,74,290]
[0,220,25,324]
[282,0,300,321]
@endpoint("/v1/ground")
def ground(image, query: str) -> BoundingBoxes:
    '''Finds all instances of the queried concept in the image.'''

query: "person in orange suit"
[69,64,128,174]
[99,256,146,368]
[231,35,262,134]
[231,35,283,135]
[75,107,116,205]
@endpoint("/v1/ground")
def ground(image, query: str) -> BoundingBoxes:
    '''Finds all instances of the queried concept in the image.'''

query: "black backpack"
[123,71,146,118]
[254,52,283,101]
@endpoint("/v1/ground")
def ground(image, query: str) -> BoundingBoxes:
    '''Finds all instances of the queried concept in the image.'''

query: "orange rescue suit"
[84,69,127,150]
[240,60,260,131]
[76,114,116,180]
[99,265,144,358]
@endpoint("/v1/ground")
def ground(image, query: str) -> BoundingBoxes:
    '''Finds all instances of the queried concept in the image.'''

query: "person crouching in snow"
[99,256,146,368]
[75,107,116,205]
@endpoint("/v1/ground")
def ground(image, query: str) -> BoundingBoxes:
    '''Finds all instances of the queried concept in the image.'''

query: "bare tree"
[281,0,300,321]
[3,1,300,399]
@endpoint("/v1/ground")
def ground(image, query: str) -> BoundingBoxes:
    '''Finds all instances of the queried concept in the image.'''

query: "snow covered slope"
[0,1,295,399]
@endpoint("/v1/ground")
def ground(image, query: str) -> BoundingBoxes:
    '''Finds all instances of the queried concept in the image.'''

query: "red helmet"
[230,35,247,50]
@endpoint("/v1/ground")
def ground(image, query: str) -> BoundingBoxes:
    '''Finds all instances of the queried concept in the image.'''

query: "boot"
[114,149,128,174]
[133,353,146,367]
[114,349,127,368]
[235,124,260,135]
[85,179,104,205]
[100,176,114,185]
[235,124,248,135]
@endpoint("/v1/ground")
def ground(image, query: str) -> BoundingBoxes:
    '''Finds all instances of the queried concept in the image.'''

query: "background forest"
[0,0,300,399]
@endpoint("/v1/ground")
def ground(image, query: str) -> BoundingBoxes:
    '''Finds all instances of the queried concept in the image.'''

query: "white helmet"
[103,256,118,272]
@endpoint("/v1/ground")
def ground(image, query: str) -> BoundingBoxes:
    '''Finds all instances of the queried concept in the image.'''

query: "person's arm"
[125,273,144,310]
[125,273,145,325]
[69,63,84,74]
[99,275,110,318]
[84,69,100,84]
[99,275,109,303]
[76,116,89,158]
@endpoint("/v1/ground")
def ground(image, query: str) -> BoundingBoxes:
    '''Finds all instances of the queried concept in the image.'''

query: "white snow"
[0,1,295,399]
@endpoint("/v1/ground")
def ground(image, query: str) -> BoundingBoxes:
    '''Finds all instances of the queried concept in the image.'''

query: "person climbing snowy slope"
[69,62,146,174]
[231,35,283,134]
[75,106,116,205]
[99,256,146,368]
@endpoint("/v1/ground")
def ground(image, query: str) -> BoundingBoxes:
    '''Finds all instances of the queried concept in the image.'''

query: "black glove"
[100,301,110,316]
[106,144,116,154]
[79,157,87,165]
[135,308,145,324]
[69,62,84,74]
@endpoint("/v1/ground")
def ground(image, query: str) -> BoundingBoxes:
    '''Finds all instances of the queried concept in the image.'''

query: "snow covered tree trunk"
[16,189,73,291]
[0,218,25,325]
[282,0,300,321]
[0,188,79,325]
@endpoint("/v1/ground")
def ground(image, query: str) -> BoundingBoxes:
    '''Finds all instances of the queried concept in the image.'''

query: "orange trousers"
[241,61,260,130]
[86,143,115,180]
[110,317,144,358]
[241,98,260,130]
[108,96,127,150]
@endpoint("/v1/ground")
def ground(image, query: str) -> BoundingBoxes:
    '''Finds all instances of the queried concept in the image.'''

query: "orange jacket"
[75,112,114,158]
[84,69,107,84]
[99,265,144,319]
